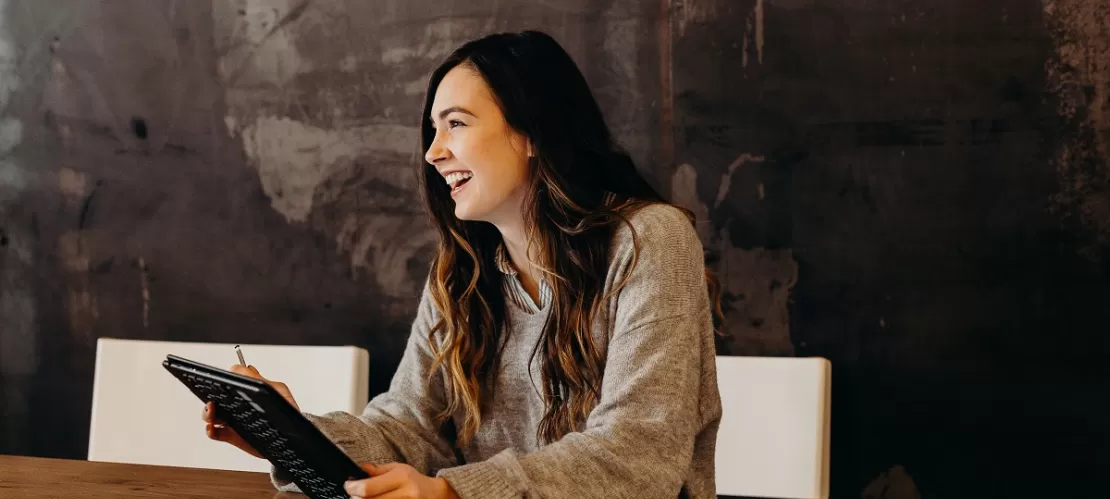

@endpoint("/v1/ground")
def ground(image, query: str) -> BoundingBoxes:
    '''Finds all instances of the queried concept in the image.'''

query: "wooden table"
[0,454,301,498]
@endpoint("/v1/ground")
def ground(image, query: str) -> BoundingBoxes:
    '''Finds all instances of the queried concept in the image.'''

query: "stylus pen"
[235,344,247,366]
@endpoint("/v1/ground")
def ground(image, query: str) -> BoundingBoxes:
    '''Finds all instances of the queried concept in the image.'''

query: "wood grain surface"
[0,454,297,499]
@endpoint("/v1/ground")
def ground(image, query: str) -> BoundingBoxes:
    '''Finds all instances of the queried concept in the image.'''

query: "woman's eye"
[448,120,465,129]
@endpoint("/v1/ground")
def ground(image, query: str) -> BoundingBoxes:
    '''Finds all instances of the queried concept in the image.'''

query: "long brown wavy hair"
[417,31,722,447]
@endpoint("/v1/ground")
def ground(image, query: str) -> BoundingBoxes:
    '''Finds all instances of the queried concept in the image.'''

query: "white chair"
[715,356,832,499]
[88,337,370,472]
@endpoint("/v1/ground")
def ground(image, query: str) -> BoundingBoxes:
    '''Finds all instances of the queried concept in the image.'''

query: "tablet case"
[162,354,369,499]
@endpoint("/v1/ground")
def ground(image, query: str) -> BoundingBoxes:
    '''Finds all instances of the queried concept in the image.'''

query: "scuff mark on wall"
[755,0,764,64]
[380,21,462,66]
[238,115,416,223]
[139,256,150,329]
[715,153,765,208]
[742,0,765,67]
[57,230,98,339]
[680,0,765,67]
[676,0,765,61]
[215,0,313,86]
[717,228,797,355]
[1045,0,1110,258]
[57,167,87,208]
[675,0,717,38]
[671,163,712,241]
[307,160,438,300]
[671,158,796,355]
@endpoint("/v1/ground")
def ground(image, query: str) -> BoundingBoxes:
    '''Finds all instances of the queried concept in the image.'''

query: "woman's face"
[425,65,532,224]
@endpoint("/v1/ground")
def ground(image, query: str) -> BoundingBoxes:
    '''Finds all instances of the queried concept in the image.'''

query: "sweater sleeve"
[271,279,458,492]
[436,205,715,499]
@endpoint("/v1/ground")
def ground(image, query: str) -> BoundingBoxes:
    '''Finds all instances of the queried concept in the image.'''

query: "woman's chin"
[453,203,480,221]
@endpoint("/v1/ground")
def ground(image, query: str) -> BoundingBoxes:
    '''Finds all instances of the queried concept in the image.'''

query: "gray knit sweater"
[272,204,722,498]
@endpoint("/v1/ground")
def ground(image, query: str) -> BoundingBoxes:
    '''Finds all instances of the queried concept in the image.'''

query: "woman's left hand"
[344,462,460,499]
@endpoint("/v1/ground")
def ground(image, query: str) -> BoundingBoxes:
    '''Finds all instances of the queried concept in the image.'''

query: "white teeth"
[444,172,473,188]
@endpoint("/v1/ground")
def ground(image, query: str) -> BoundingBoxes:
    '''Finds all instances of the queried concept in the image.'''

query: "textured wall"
[0,1,1107,498]
[675,1,1110,497]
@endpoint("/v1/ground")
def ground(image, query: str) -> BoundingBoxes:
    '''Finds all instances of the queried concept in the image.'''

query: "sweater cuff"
[269,464,302,493]
[437,451,523,499]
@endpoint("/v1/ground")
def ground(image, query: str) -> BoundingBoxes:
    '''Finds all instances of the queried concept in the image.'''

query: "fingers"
[345,466,402,498]
[202,402,262,458]
[201,402,224,425]
[363,491,412,499]
[229,364,262,379]
[204,403,233,442]
[227,365,289,395]
[206,421,264,459]
[206,423,239,445]
[226,365,300,411]
[206,424,237,445]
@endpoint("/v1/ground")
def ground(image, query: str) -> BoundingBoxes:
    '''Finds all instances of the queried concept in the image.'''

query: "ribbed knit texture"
[271,204,722,499]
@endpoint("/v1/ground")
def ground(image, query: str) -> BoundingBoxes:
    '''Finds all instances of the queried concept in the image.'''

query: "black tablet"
[162,354,369,499]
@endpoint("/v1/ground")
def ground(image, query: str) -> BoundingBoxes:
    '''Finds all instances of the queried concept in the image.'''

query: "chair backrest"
[715,356,831,499]
[88,337,370,472]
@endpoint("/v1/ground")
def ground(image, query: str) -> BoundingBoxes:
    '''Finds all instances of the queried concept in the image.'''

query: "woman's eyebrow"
[433,106,477,122]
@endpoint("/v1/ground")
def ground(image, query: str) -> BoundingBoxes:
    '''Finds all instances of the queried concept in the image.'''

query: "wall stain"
[58,230,98,339]
[138,256,150,329]
[1045,0,1110,259]
[741,0,764,67]
[674,0,717,38]
[215,0,313,87]
[715,153,765,208]
[237,115,414,223]
[671,160,797,356]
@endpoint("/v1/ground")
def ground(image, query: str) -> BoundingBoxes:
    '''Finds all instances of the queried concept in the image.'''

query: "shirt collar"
[494,242,517,276]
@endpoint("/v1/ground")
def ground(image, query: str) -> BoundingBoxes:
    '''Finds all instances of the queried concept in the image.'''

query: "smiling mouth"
[444,171,473,192]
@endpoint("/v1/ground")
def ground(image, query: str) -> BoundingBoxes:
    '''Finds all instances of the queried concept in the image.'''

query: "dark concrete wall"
[673,1,1110,497]
[1,0,1107,497]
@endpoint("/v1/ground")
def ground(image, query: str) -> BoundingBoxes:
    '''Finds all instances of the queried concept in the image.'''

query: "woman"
[203,30,723,499]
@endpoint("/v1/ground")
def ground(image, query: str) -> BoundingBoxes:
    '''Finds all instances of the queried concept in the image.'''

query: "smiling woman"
[423,69,532,223]
[203,30,724,499]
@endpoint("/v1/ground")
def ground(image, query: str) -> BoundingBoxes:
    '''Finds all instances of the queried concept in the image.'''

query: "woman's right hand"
[201,364,301,459]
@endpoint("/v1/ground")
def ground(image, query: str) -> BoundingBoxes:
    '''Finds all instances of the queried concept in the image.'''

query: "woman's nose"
[425,135,450,165]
